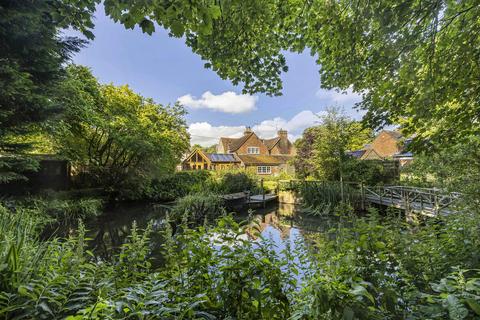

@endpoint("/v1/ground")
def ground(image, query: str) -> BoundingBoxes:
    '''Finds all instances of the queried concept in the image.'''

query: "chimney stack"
[244,126,252,135]
[277,129,288,139]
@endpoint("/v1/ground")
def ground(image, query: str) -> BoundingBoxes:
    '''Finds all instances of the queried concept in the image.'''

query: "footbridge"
[278,180,462,216]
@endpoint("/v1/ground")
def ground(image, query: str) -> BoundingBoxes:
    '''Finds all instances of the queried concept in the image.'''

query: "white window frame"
[247,147,260,154]
[257,166,271,174]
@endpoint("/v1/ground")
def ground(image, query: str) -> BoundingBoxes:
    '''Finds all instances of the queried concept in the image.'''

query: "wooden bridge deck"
[278,180,462,217]
[362,185,461,216]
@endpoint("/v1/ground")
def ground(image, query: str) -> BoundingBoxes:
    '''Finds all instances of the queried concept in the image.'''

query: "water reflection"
[86,202,169,263]
[82,202,338,265]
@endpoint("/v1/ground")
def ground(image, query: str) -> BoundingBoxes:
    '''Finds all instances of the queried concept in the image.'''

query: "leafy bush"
[146,170,212,201]
[342,158,398,185]
[31,197,103,225]
[293,210,480,319]
[170,192,225,227]
[213,170,258,194]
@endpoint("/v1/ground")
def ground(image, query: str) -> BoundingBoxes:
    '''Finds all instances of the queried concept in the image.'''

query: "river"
[76,201,340,266]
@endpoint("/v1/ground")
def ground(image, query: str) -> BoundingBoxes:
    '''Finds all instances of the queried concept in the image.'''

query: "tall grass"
[297,181,361,215]
[170,192,226,227]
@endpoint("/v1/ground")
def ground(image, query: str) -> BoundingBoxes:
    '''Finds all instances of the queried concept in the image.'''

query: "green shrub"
[170,192,225,227]
[146,171,212,202]
[213,170,258,194]
[342,158,399,185]
[2,201,480,319]
[32,198,103,225]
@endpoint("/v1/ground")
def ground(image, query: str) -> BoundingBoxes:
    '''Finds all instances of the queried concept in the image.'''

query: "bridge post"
[405,191,410,215]
[379,187,383,206]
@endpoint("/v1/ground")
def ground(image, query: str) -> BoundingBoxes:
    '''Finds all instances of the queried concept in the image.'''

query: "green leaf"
[343,306,354,320]
[350,284,374,304]
[466,299,480,315]
[170,21,184,37]
[209,5,221,19]
[445,295,468,320]
[140,19,155,35]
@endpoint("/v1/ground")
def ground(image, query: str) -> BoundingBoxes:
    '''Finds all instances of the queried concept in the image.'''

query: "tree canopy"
[52,65,190,193]
[0,0,96,182]
[85,0,479,148]
[0,0,96,147]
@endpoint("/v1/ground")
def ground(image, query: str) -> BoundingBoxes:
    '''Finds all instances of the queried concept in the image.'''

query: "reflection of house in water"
[246,212,292,240]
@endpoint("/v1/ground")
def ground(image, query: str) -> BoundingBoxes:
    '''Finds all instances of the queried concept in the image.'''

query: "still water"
[81,202,339,265]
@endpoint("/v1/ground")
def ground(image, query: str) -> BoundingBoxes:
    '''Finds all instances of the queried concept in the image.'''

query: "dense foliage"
[51,65,190,197]
[0,0,93,182]
[212,170,259,194]
[342,158,398,186]
[147,171,213,202]
[295,181,360,215]
[401,136,480,213]
[170,193,225,227]
[1,203,479,319]
[76,1,480,149]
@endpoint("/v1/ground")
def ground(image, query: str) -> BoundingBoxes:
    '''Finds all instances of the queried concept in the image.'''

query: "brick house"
[182,127,296,176]
[348,130,406,160]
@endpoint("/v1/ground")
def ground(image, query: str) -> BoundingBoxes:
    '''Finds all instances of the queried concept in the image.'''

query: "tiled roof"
[218,131,294,154]
[237,154,292,165]
[219,137,235,152]
[383,130,403,140]
[276,138,293,154]
[219,133,254,152]
[228,133,253,152]
[205,153,240,163]
[263,137,280,150]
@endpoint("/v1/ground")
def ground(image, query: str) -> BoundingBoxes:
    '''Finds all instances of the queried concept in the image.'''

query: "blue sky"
[68,8,362,146]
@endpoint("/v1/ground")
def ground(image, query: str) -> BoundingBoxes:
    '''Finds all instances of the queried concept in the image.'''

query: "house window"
[257,166,271,174]
[247,147,260,154]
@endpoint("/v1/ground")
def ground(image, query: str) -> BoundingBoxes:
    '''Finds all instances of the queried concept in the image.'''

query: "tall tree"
[294,108,372,180]
[52,65,190,194]
[0,0,96,182]
[293,127,320,179]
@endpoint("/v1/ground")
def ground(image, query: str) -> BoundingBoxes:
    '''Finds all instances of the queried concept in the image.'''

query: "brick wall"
[236,134,269,155]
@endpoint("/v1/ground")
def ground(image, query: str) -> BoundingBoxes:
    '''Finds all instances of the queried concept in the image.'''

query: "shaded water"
[80,202,339,265]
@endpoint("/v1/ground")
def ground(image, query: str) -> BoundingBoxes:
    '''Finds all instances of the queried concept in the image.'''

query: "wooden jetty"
[247,194,278,207]
[219,192,247,209]
[219,191,279,209]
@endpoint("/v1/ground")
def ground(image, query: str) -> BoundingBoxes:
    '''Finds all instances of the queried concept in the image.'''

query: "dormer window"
[247,147,260,154]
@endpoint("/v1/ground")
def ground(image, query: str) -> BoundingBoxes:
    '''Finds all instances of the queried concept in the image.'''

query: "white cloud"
[188,122,244,146]
[188,110,324,147]
[178,91,258,114]
[252,110,326,139]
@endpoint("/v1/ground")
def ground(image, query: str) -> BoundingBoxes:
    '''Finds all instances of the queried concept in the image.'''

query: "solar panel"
[207,153,237,162]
